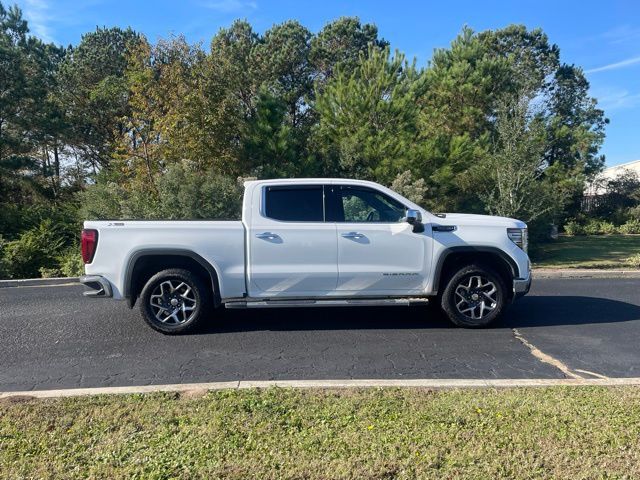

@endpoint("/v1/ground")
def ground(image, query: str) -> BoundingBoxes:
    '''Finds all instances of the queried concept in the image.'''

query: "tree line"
[0,2,608,278]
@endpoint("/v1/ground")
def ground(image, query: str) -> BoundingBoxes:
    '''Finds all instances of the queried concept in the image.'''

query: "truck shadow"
[201,296,640,334]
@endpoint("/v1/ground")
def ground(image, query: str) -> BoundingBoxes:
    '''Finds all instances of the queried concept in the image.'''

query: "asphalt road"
[1,278,639,391]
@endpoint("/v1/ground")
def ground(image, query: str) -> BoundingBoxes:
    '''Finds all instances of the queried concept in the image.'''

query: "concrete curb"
[0,277,79,288]
[3,378,640,399]
[533,269,640,279]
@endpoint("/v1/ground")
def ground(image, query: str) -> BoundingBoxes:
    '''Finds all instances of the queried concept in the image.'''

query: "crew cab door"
[247,184,338,297]
[328,185,431,294]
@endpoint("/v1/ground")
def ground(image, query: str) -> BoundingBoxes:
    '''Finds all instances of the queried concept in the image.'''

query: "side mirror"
[405,209,422,225]
[405,209,425,233]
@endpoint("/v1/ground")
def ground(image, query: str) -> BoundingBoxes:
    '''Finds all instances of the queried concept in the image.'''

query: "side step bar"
[225,298,429,309]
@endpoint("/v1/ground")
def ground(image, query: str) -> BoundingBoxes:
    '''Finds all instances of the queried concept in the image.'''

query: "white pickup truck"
[80,178,531,333]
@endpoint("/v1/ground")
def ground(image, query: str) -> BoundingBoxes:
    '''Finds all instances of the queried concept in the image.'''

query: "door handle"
[256,232,279,240]
[341,232,365,239]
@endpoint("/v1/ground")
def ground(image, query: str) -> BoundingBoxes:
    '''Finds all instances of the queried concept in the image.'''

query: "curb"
[3,378,640,399]
[0,277,79,288]
[533,269,640,279]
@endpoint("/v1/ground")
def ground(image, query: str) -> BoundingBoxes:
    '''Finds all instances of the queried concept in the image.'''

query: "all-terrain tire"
[139,268,212,334]
[440,263,507,328]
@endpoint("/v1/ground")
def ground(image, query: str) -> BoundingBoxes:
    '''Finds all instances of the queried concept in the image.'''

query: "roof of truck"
[243,178,384,187]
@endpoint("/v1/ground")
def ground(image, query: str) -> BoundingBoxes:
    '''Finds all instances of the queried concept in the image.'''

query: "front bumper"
[512,272,532,300]
[79,275,113,298]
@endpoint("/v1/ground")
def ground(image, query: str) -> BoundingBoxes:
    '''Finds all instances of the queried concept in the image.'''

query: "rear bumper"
[79,275,112,298]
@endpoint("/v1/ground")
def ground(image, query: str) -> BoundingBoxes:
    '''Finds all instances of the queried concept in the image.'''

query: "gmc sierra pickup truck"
[80,178,531,334]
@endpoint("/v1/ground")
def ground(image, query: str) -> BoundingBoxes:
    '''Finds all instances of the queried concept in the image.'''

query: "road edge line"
[0,277,79,288]
[533,269,640,279]
[3,378,640,399]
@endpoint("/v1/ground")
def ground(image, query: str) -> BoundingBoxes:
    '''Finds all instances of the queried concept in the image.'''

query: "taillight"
[81,229,98,264]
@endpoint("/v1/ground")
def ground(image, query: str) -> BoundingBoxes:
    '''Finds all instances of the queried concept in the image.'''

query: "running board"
[224,298,429,309]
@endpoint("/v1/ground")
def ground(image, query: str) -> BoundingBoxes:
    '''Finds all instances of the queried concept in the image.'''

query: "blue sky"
[12,0,640,166]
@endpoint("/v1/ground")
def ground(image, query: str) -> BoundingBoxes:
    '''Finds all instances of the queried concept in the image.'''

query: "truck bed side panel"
[83,221,246,300]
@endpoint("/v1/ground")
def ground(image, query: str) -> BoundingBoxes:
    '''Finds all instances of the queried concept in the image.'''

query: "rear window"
[264,186,324,222]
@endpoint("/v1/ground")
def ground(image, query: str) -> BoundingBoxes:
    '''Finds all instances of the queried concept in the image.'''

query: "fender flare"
[123,249,221,307]
[432,246,519,293]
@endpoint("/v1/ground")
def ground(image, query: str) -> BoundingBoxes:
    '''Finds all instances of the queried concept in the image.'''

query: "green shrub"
[2,220,65,278]
[57,248,85,277]
[582,219,616,235]
[599,221,617,235]
[619,219,640,235]
[626,253,640,268]
[0,235,8,279]
[625,205,640,221]
[563,220,583,236]
[39,267,62,278]
[79,163,243,221]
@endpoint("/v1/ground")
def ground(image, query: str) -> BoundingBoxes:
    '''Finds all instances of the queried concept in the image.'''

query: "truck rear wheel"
[440,264,507,328]
[139,268,211,334]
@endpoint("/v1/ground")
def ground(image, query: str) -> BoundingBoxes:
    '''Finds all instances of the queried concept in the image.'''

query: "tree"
[57,27,142,172]
[472,92,578,225]
[310,17,387,85]
[315,45,424,181]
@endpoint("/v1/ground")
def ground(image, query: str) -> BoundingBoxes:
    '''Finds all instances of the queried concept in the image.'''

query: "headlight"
[507,227,528,253]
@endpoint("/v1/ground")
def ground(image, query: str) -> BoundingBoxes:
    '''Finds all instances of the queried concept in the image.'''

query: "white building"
[586,159,640,196]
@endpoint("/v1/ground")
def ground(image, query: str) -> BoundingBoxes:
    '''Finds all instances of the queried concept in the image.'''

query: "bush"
[57,249,85,277]
[626,254,640,268]
[563,220,583,236]
[582,219,615,235]
[626,205,640,221]
[2,220,65,278]
[39,267,62,278]
[80,162,243,221]
[619,219,640,235]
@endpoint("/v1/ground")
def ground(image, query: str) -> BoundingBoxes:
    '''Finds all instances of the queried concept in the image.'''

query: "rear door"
[247,184,338,297]
[328,185,430,294]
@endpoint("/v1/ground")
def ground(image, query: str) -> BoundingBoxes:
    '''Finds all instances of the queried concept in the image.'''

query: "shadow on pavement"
[197,295,640,334]
[502,295,640,328]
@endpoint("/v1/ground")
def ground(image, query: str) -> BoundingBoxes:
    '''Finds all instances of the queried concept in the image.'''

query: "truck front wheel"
[139,268,211,334]
[440,264,507,328]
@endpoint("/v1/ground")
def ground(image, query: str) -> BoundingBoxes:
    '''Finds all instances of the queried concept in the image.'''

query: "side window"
[264,186,324,222]
[334,186,406,223]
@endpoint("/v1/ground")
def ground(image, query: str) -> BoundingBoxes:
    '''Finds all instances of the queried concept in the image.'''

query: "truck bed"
[83,220,247,300]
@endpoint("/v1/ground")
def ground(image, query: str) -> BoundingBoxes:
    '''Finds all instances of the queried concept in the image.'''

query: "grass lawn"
[2,387,640,479]
[532,234,640,269]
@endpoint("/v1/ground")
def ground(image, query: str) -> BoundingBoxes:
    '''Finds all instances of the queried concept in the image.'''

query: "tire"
[440,263,507,328]
[139,268,212,334]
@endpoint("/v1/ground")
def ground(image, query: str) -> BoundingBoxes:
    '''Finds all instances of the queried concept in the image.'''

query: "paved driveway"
[1,278,638,391]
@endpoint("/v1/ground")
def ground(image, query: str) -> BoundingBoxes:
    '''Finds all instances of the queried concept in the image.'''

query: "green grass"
[532,234,640,269]
[2,387,640,479]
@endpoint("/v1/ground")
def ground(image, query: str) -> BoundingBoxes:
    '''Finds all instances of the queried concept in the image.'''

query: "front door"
[248,184,338,297]
[328,185,430,295]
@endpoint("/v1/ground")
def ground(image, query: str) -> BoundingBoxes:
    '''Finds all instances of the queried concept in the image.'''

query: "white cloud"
[199,0,257,13]
[23,0,55,42]
[593,87,640,111]
[602,25,640,45]
[586,55,640,74]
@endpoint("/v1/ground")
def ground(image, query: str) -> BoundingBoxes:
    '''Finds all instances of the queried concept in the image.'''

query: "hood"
[438,213,527,229]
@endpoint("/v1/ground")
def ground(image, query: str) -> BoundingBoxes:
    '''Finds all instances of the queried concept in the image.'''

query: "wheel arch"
[124,249,221,308]
[433,247,518,299]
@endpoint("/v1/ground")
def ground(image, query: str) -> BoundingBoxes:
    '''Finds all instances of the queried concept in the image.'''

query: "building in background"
[586,159,640,196]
